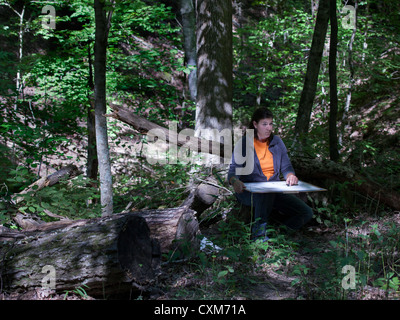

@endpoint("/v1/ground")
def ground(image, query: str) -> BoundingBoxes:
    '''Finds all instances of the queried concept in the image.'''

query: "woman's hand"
[231,177,246,193]
[233,180,246,193]
[286,173,298,186]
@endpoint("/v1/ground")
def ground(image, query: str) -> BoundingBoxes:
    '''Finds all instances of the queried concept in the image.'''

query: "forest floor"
[152,209,400,301]
[3,209,399,301]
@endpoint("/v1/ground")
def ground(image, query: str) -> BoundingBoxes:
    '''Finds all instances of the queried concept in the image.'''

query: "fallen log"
[0,206,199,298]
[0,214,159,298]
[133,206,200,254]
[107,103,230,161]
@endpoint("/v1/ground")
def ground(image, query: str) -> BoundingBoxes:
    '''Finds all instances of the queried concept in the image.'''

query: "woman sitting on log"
[228,107,313,241]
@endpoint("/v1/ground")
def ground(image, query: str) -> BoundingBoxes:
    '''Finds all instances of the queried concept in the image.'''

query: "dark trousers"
[235,191,313,231]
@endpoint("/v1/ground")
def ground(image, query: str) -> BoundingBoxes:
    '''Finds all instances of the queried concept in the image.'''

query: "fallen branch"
[12,164,83,205]
[106,104,230,160]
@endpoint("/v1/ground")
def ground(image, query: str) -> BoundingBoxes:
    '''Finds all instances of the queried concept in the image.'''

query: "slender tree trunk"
[329,0,339,162]
[16,5,25,99]
[94,0,113,216]
[195,0,233,136]
[180,0,197,102]
[340,0,357,147]
[87,41,98,182]
[294,0,330,144]
[2,2,26,101]
[361,2,369,63]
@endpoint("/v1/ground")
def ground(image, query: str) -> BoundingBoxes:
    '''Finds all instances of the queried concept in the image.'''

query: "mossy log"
[0,206,199,298]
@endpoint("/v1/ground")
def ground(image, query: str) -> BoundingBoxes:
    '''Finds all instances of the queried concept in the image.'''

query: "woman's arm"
[276,137,297,183]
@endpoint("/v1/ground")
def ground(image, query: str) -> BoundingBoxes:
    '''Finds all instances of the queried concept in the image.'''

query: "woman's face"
[253,118,273,141]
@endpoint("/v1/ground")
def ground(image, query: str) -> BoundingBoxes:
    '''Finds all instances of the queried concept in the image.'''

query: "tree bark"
[294,0,330,143]
[0,214,160,298]
[180,0,197,101]
[94,0,113,216]
[0,207,199,298]
[87,41,98,181]
[328,0,339,162]
[195,0,233,136]
[340,0,358,147]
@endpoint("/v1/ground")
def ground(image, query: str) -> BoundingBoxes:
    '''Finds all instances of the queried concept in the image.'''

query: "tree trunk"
[180,0,197,101]
[87,41,98,181]
[16,4,25,98]
[340,0,357,146]
[0,214,160,298]
[328,0,339,162]
[94,0,113,216]
[294,0,330,143]
[0,207,199,298]
[195,0,233,136]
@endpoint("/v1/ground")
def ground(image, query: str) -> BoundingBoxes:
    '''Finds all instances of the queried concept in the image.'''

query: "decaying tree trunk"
[134,206,200,254]
[0,206,199,298]
[0,214,157,297]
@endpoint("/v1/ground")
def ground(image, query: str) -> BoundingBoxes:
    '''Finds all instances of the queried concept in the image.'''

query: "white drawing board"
[243,181,326,194]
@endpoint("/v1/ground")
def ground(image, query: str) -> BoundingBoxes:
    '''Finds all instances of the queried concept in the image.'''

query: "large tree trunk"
[94,0,113,216]
[294,0,330,143]
[0,207,199,298]
[195,0,233,136]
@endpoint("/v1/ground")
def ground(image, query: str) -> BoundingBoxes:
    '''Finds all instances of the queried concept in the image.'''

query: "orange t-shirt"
[254,138,274,180]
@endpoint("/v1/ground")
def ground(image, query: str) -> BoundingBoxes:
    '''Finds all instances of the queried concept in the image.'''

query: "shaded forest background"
[0,0,399,300]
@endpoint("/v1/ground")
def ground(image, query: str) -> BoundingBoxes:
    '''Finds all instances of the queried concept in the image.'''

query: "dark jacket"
[227,134,295,183]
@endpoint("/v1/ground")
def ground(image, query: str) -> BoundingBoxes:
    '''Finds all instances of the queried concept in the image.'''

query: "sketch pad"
[243,181,326,194]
